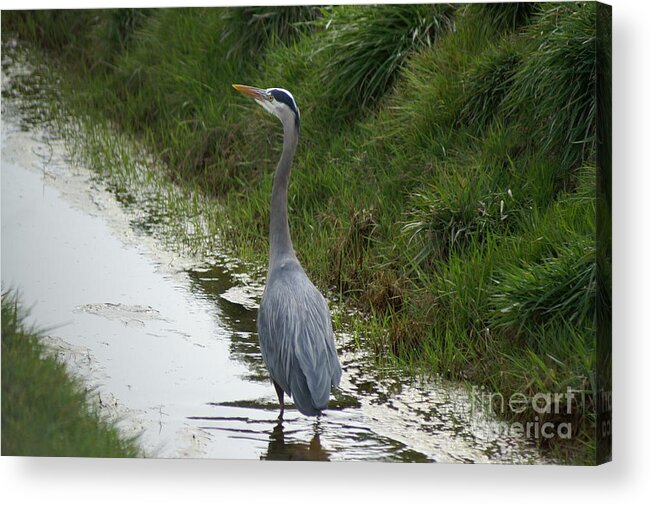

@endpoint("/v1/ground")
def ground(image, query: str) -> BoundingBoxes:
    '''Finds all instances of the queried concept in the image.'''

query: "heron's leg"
[273,381,285,419]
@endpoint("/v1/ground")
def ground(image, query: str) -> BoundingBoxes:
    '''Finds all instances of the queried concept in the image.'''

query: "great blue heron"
[233,84,342,417]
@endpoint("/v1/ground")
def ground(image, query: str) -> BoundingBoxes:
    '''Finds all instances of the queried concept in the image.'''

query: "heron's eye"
[267,93,274,102]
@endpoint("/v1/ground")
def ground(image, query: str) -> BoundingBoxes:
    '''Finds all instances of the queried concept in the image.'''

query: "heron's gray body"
[233,84,342,416]
[258,258,341,416]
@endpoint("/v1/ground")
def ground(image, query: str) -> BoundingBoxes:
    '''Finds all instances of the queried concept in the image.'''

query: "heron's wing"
[257,263,341,413]
[292,285,341,407]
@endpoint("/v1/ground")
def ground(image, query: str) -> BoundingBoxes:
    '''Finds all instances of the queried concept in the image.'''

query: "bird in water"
[233,84,342,418]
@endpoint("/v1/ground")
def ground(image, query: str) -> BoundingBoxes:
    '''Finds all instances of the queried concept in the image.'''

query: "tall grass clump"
[401,160,514,266]
[91,9,152,64]
[470,2,541,32]
[459,41,521,131]
[490,240,596,338]
[218,5,320,60]
[505,2,598,169]
[374,5,512,159]
[315,3,456,118]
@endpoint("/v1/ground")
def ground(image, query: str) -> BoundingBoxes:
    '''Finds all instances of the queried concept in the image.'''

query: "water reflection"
[186,265,269,383]
[262,420,330,462]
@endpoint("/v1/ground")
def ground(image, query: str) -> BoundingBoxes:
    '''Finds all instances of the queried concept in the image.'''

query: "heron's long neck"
[269,121,299,267]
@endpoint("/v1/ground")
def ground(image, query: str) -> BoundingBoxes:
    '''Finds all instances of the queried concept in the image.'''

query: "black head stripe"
[270,89,300,127]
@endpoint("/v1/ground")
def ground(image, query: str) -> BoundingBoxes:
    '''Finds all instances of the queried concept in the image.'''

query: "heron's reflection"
[261,419,330,461]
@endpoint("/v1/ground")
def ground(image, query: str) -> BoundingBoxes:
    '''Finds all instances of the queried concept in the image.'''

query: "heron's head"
[232,84,300,130]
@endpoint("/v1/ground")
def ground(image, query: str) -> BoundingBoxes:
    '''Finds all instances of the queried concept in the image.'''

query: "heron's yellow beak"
[232,84,268,101]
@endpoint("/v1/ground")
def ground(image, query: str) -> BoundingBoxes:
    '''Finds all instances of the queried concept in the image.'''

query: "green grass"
[504,2,598,169]
[1,293,140,457]
[1,3,609,463]
[313,4,455,117]
[218,5,321,61]
[469,2,542,33]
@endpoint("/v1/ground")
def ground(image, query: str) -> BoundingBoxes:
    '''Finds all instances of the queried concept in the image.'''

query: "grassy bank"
[2,3,609,463]
[1,293,140,457]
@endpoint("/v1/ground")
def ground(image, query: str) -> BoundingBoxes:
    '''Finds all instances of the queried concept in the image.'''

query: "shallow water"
[1,44,547,463]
